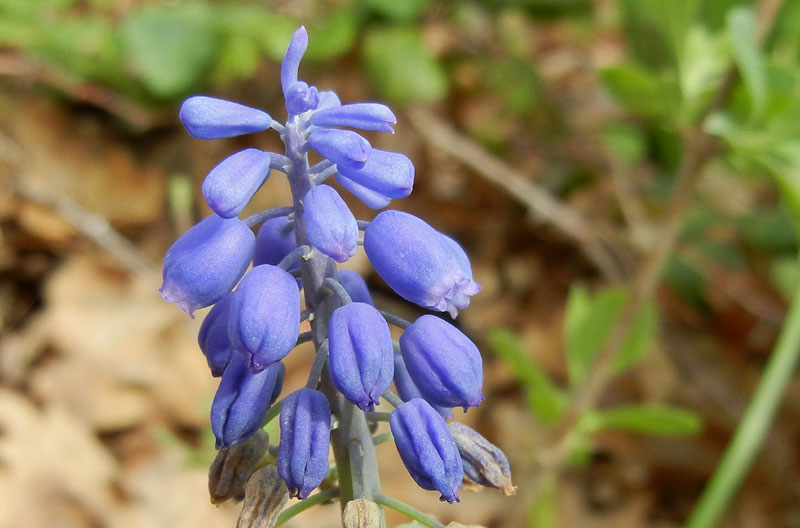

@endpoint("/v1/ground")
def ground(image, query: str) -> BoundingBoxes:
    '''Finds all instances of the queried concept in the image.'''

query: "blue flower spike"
[179,96,273,139]
[364,210,481,317]
[211,353,285,449]
[160,214,255,317]
[390,398,463,503]
[303,184,358,263]
[227,265,301,372]
[164,24,499,523]
[328,302,394,410]
[202,148,273,218]
[278,388,331,499]
[399,314,484,410]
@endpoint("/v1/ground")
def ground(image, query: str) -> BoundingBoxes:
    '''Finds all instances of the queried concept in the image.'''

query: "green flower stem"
[276,488,340,526]
[686,274,800,528]
[373,493,445,528]
[382,390,404,408]
[372,432,394,446]
[261,397,284,428]
[364,411,392,422]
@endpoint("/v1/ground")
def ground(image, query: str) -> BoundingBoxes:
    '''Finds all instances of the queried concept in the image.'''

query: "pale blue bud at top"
[278,388,331,499]
[308,129,371,170]
[363,211,481,317]
[227,265,301,372]
[303,185,358,263]
[311,103,397,133]
[281,26,308,99]
[211,353,284,449]
[179,96,272,139]
[336,149,414,200]
[328,302,394,410]
[317,90,341,110]
[254,216,297,268]
[390,398,462,503]
[202,148,272,218]
[335,172,392,210]
[399,315,484,410]
[197,294,234,377]
[393,353,452,420]
[285,81,320,116]
[160,215,255,317]
[338,270,374,305]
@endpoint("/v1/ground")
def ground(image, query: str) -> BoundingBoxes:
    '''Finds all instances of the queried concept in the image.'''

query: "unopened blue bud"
[228,265,301,372]
[211,353,285,449]
[338,270,374,305]
[334,173,392,210]
[336,149,413,200]
[390,399,463,503]
[328,302,394,410]
[160,215,255,317]
[254,216,297,268]
[285,81,319,115]
[303,185,358,263]
[363,211,481,317]
[393,353,452,420]
[311,103,397,133]
[399,315,484,410]
[278,388,331,499]
[308,129,371,170]
[281,26,308,100]
[197,294,234,377]
[179,96,272,139]
[202,148,272,218]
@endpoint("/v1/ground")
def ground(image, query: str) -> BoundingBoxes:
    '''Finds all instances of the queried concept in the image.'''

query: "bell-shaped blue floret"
[399,315,484,410]
[308,129,371,170]
[210,353,284,449]
[227,265,301,372]
[393,353,452,420]
[254,216,297,267]
[285,81,319,116]
[390,399,463,503]
[197,294,234,377]
[303,185,358,263]
[336,149,413,200]
[334,173,392,210]
[179,96,272,139]
[338,270,374,306]
[202,148,272,218]
[363,210,481,317]
[311,103,396,133]
[328,302,394,410]
[160,215,255,317]
[281,26,308,101]
[278,388,331,499]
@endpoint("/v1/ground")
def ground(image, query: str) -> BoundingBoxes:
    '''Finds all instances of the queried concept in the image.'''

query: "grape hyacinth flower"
[160,25,509,528]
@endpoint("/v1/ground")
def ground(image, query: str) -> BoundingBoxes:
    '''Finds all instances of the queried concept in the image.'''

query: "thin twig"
[407,106,627,281]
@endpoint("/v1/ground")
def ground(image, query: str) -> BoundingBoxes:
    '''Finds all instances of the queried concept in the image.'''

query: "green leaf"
[601,122,646,166]
[581,405,703,437]
[652,0,698,62]
[120,3,220,98]
[727,7,767,118]
[770,256,800,302]
[598,63,672,118]
[565,285,626,386]
[304,6,358,61]
[613,301,658,374]
[360,0,430,22]
[489,328,568,425]
[363,26,447,104]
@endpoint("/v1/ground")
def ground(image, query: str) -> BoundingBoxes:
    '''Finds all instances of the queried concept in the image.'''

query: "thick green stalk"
[686,273,800,527]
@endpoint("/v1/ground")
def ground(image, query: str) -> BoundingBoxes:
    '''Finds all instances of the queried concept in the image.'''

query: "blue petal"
[336,149,413,199]
[202,149,272,218]
[338,270,374,306]
[278,388,331,499]
[281,26,308,99]
[179,96,272,139]
[308,129,371,170]
[303,185,358,263]
[334,172,392,210]
[311,103,396,132]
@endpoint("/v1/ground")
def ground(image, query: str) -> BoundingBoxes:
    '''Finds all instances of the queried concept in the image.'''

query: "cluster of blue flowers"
[161,26,509,520]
